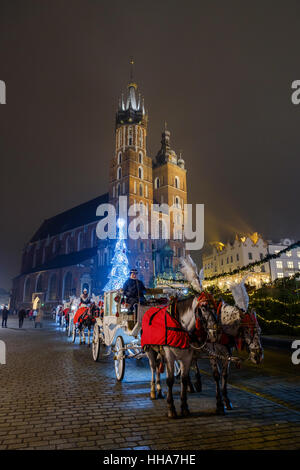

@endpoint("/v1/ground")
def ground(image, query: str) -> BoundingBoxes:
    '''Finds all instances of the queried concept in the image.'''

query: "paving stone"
[0,317,299,449]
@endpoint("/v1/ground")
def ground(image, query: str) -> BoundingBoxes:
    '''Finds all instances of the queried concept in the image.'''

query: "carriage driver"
[122,269,146,314]
[79,288,91,307]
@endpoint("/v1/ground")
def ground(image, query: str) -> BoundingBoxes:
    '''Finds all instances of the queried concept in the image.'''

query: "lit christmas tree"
[104,219,130,292]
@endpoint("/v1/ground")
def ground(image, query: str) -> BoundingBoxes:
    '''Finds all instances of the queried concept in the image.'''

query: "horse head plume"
[91,294,100,305]
[230,276,249,312]
[180,255,202,293]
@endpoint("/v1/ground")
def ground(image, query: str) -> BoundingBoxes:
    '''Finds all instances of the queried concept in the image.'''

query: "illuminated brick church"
[11,65,188,311]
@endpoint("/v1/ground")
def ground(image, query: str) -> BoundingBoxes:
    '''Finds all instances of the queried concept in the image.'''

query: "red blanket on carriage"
[73,306,88,324]
[141,305,190,349]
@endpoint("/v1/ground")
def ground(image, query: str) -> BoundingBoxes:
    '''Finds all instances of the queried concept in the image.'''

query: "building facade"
[268,238,300,281]
[203,233,271,289]
[11,72,188,311]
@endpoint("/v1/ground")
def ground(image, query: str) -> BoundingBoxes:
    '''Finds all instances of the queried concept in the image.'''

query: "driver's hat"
[130,268,138,275]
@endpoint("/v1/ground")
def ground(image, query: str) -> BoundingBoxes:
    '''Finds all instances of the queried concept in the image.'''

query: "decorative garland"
[205,240,300,281]
[256,313,300,331]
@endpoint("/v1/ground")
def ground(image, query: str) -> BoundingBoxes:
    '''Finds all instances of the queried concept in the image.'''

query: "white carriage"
[91,288,181,381]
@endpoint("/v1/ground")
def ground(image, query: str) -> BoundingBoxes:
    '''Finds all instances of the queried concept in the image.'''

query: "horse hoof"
[216,405,225,415]
[167,409,177,419]
[194,382,202,393]
[150,392,156,400]
[181,408,190,418]
[156,390,164,399]
[224,399,233,410]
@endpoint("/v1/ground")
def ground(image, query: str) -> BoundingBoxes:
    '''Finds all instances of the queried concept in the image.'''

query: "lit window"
[277,272,284,278]
[276,261,283,269]
[287,261,294,269]
[286,251,292,257]
[274,250,280,254]
[297,251,300,258]
[298,261,300,269]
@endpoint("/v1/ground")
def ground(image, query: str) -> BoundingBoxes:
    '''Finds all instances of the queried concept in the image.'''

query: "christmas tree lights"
[103,219,130,292]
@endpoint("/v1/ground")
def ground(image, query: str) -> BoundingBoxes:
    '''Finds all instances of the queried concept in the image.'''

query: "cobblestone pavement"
[0,317,299,450]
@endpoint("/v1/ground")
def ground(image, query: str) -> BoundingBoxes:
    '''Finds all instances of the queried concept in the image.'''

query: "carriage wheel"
[114,336,125,381]
[72,325,76,343]
[92,326,100,362]
[174,360,180,377]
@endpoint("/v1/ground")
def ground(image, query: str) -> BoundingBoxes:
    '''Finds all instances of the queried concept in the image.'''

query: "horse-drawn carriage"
[91,288,182,381]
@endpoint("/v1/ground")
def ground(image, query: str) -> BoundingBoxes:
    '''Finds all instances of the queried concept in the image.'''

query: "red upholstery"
[141,305,190,349]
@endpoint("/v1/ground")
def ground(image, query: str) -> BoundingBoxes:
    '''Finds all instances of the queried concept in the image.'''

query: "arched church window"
[36,274,43,292]
[118,152,122,164]
[77,232,83,251]
[117,167,122,180]
[175,196,180,208]
[155,177,160,189]
[117,183,121,197]
[139,129,143,148]
[128,126,133,146]
[63,272,73,300]
[139,183,143,196]
[175,176,180,189]
[48,274,57,301]
[24,277,31,302]
[138,152,143,164]
[66,235,71,254]
[138,166,143,179]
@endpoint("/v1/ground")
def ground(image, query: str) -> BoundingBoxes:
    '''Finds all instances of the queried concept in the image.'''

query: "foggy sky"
[1,0,300,289]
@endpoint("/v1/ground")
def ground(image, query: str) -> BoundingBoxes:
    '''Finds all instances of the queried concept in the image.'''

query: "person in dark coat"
[1,306,9,328]
[122,269,146,313]
[18,308,26,328]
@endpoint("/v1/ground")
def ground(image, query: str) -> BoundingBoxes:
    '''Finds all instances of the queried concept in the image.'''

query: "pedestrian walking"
[34,309,43,328]
[18,308,26,328]
[33,309,38,325]
[1,306,9,328]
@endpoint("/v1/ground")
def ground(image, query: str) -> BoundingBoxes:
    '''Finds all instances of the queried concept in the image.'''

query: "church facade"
[11,73,188,312]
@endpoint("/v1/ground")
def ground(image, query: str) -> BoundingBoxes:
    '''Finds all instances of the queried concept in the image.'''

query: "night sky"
[1,0,300,290]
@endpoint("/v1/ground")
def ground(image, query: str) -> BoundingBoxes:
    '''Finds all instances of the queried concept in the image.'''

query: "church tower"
[152,125,187,275]
[109,60,154,284]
